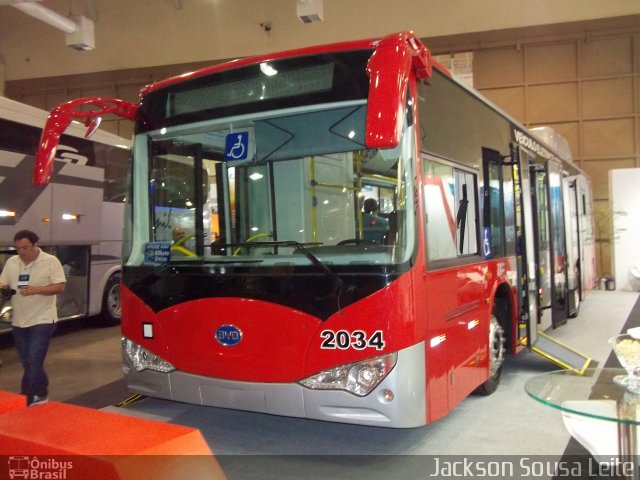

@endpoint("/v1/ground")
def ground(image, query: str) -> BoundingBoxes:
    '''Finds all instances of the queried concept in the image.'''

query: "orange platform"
[0,390,26,414]
[0,396,226,479]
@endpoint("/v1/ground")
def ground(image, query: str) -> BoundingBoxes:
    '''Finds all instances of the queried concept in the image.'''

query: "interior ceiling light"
[259,62,277,77]
[296,0,323,23]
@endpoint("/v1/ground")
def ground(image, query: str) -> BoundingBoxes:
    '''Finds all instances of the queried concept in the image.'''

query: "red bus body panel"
[424,259,517,422]
[121,272,419,384]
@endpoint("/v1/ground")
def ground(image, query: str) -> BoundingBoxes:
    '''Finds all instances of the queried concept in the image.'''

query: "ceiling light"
[65,15,95,51]
[260,62,278,77]
[296,0,324,23]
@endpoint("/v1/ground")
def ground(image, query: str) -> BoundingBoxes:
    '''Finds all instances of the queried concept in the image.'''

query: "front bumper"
[123,341,426,428]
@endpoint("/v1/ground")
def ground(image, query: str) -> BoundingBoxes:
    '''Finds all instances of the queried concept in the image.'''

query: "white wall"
[610,168,640,291]
[0,0,639,81]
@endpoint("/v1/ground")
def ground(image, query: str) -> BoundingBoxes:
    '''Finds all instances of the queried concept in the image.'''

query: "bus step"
[532,331,592,374]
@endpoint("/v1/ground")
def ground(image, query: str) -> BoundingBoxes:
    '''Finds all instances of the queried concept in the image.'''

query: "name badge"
[17,273,29,288]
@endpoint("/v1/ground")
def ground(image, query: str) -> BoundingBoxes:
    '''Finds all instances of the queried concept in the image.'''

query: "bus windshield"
[127,104,415,268]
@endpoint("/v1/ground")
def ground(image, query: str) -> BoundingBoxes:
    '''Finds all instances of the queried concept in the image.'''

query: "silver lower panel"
[123,342,427,428]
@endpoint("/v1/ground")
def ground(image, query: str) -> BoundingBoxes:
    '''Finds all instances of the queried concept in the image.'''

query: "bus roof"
[140,37,380,98]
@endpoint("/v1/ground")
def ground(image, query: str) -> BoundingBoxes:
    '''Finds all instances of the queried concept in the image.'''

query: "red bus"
[34,32,594,428]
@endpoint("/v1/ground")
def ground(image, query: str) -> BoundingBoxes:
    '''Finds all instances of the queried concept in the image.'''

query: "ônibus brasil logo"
[7,456,73,479]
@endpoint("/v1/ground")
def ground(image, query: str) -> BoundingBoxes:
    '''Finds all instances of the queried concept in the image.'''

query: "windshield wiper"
[219,240,343,289]
[203,258,264,264]
[136,256,264,286]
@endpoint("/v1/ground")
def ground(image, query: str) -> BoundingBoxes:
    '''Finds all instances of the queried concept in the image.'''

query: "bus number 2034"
[320,330,385,350]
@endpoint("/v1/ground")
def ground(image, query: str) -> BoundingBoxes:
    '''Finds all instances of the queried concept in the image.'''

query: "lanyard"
[18,255,38,287]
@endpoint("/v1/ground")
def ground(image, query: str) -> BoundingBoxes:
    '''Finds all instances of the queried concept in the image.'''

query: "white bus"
[0,96,131,329]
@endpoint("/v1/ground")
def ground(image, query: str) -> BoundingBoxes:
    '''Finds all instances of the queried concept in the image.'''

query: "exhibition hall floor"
[1,289,638,479]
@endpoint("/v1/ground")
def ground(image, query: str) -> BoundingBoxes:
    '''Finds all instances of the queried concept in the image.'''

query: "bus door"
[483,147,529,341]
[51,245,90,319]
[565,177,581,314]
[510,145,538,348]
[149,140,207,256]
[531,161,568,328]
[572,177,593,300]
[481,148,506,261]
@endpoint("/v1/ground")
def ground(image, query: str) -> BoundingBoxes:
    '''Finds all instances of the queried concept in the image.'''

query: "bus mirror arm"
[34,96,138,186]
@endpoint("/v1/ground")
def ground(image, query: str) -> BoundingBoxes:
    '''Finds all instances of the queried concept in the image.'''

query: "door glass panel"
[534,170,552,309]
[548,163,567,324]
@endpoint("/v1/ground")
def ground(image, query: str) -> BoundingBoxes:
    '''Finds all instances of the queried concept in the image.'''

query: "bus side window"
[424,159,479,262]
[454,169,478,256]
[481,147,509,259]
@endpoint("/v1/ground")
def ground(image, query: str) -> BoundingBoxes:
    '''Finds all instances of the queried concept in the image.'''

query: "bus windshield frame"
[125,51,418,270]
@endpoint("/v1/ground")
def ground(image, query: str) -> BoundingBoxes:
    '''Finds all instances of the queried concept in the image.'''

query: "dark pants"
[12,322,56,404]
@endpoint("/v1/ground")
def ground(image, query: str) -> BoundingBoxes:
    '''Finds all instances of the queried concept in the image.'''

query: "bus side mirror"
[84,116,102,139]
[364,32,431,150]
[34,97,138,186]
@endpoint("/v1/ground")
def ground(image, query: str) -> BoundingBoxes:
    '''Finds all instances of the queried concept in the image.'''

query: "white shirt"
[0,249,66,328]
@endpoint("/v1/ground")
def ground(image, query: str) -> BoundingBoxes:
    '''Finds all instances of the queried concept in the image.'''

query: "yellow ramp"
[532,331,592,374]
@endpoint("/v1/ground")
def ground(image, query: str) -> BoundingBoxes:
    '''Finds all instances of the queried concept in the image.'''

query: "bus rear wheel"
[473,311,506,395]
[101,272,121,326]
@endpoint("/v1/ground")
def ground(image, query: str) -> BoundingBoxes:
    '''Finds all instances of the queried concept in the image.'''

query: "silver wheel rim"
[489,314,505,376]
[107,283,121,318]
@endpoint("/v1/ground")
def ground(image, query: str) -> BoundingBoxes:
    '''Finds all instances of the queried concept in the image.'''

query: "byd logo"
[215,324,243,346]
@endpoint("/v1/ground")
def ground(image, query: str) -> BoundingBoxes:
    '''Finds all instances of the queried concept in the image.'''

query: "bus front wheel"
[473,310,506,395]
[101,272,121,326]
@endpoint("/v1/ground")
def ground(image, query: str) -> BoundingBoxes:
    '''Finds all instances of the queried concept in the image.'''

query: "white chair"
[561,400,621,463]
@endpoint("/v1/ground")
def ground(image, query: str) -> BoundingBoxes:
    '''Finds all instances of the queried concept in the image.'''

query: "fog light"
[382,389,394,402]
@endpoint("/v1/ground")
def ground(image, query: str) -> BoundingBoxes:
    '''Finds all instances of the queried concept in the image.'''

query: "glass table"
[525,368,640,479]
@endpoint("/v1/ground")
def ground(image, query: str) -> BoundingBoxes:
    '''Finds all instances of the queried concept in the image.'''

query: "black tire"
[473,310,506,395]
[101,272,121,326]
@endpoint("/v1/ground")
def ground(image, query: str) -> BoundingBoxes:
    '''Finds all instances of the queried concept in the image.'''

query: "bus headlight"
[299,352,397,397]
[122,338,176,373]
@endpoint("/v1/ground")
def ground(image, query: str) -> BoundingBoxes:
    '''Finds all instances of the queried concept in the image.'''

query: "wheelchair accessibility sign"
[224,131,249,161]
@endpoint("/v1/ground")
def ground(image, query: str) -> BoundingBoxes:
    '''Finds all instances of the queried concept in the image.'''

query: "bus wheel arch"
[473,288,509,395]
[101,271,121,326]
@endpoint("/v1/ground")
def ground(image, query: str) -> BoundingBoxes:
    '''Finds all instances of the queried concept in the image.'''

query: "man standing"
[0,230,65,406]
